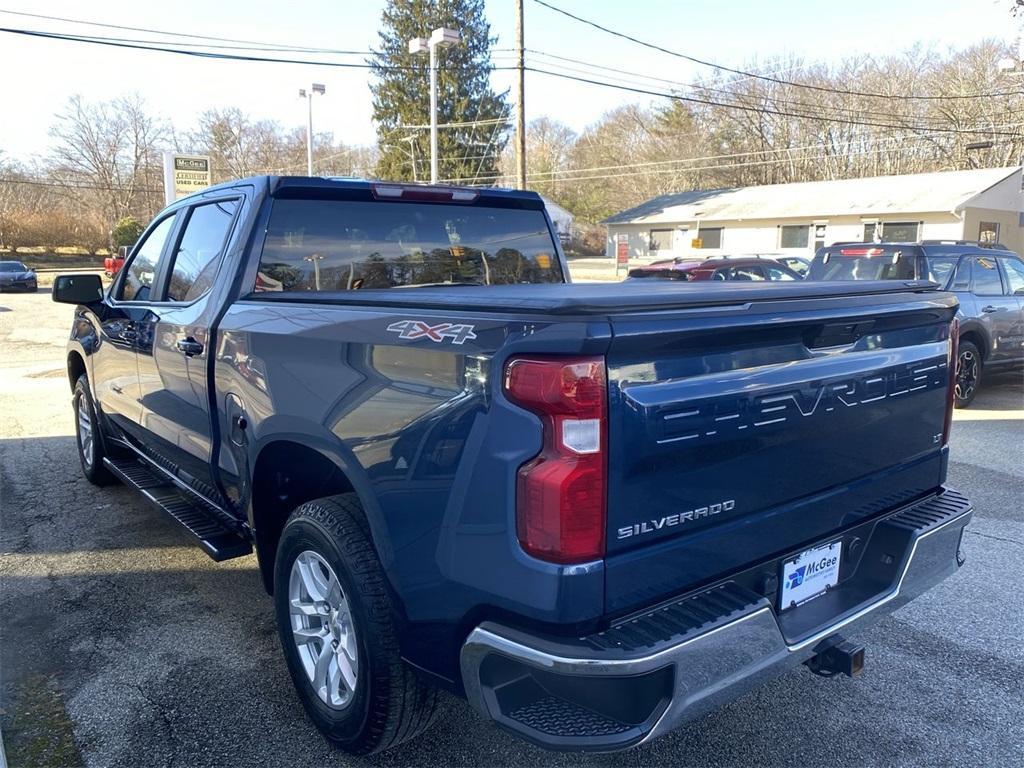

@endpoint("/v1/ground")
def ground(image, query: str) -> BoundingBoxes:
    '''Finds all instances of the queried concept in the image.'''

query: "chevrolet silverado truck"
[53,177,973,754]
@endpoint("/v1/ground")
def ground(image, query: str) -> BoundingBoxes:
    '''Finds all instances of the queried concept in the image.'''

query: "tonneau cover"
[245,279,941,316]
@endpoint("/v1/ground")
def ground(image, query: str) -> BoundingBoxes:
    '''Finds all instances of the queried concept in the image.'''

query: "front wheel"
[954,340,982,408]
[73,375,117,485]
[274,494,438,755]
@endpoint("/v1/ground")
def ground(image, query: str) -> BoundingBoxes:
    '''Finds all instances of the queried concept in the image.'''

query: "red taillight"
[943,318,959,446]
[504,356,607,564]
[839,247,885,256]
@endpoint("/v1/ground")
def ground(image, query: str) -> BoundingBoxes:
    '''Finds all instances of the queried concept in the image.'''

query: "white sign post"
[162,152,212,204]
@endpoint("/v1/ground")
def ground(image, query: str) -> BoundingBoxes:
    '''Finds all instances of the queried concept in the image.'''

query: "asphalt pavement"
[1,289,1022,767]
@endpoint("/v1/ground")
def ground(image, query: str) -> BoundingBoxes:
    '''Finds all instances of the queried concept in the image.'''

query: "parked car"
[629,255,803,281]
[52,177,971,755]
[776,254,811,276]
[0,260,38,292]
[104,245,130,277]
[808,241,1024,407]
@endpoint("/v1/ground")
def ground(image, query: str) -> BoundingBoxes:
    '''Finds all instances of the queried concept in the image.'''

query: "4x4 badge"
[386,320,477,345]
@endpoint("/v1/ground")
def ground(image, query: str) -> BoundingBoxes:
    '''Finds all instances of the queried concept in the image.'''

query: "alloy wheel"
[76,393,94,469]
[955,349,978,402]
[288,550,359,709]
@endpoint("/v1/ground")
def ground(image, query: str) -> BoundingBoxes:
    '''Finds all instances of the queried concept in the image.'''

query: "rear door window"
[256,198,562,291]
[119,214,176,302]
[1000,257,1024,296]
[971,256,1004,296]
[166,199,239,302]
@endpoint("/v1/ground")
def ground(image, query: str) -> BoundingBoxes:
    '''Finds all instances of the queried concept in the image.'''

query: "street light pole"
[298,83,326,176]
[429,41,439,184]
[410,28,460,184]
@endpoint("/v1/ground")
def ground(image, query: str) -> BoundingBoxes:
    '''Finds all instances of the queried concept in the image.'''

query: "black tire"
[73,374,117,485]
[954,340,982,408]
[274,494,438,755]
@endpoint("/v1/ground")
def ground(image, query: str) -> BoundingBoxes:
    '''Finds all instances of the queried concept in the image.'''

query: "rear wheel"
[954,340,982,408]
[274,494,438,754]
[73,375,117,485]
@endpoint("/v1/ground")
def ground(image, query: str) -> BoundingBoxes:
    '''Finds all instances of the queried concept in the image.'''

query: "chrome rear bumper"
[460,488,972,751]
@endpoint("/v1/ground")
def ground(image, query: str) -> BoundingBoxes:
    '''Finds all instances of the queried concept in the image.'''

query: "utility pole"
[515,0,527,190]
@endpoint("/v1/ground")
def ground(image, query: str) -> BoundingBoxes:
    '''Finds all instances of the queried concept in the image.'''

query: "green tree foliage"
[112,216,144,248]
[370,0,509,183]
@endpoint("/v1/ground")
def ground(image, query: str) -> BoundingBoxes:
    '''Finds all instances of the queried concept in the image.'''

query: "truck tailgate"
[603,289,957,614]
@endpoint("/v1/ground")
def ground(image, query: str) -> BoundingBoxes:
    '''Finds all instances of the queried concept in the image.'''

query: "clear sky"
[0,0,1018,163]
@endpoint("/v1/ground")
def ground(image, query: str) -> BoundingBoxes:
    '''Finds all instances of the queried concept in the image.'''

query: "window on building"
[649,229,673,251]
[978,221,1000,244]
[697,228,722,249]
[779,225,810,249]
[881,222,920,242]
[813,224,826,251]
[863,222,877,242]
[971,256,1004,296]
[167,200,239,302]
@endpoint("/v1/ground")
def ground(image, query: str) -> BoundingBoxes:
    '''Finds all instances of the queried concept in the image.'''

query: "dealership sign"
[163,152,212,203]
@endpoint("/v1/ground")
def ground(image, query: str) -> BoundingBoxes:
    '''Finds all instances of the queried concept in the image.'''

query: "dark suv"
[809,241,1024,406]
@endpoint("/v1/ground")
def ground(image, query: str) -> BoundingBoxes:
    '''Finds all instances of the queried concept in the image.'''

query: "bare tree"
[48,94,167,243]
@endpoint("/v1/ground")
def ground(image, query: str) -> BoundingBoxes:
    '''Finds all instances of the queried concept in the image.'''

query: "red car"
[628,255,803,281]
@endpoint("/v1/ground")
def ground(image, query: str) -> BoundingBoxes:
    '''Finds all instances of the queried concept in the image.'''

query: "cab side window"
[971,256,1003,296]
[119,215,176,302]
[166,200,239,302]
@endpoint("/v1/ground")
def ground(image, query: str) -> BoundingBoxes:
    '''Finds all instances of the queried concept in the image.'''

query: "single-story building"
[603,166,1024,261]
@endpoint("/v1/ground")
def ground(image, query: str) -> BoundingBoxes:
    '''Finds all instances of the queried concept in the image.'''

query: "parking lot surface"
[1,289,1022,767]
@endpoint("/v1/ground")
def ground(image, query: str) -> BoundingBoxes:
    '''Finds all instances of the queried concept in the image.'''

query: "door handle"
[981,305,998,313]
[176,338,204,357]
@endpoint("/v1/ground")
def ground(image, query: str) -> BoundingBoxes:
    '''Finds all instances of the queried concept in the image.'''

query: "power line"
[524,52,1003,128]
[0,26,517,73]
[525,67,1023,137]
[529,0,1024,102]
[0,7,371,54]
[441,139,1013,185]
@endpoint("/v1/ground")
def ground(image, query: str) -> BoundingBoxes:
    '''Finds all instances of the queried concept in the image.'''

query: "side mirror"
[52,274,104,305]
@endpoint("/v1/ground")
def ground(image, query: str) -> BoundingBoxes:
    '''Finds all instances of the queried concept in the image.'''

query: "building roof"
[603,166,1021,225]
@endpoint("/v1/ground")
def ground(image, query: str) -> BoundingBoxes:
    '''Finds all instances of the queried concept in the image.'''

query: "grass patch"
[1,675,84,768]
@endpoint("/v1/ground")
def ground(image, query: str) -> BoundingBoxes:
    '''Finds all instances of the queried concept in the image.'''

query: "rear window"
[255,199,563,291]
[808,246,918,281]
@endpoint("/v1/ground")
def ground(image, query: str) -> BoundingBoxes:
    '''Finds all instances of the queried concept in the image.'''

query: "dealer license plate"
[779,540,841,611]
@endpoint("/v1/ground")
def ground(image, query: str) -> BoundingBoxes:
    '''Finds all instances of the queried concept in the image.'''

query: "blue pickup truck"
[53,177,973,754]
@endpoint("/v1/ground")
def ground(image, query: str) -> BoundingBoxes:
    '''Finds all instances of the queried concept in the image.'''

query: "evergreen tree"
[370,0,509,184]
